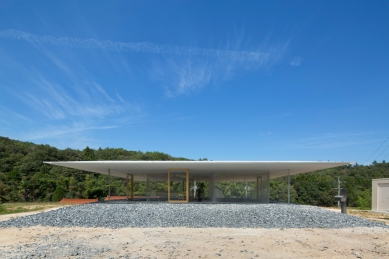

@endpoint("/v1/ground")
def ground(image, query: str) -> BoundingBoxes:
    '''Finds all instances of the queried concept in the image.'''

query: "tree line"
[0,136,388,208]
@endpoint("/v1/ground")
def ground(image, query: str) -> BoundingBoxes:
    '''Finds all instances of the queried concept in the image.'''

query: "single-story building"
[45,160,350,203]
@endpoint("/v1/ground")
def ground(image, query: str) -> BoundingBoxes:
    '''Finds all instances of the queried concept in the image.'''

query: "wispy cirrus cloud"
[0,29,271,62]
[0,49,142,144]
[23,123,119,140]
[289,57,302,66]
[0,29,289,97]
[0,28,290,145]
[152,40,288,97]
[161,59,213,97]
[0,108,32,123]
[18,69,132,120]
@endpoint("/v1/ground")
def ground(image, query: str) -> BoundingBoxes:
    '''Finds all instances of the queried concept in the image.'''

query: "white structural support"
[256,175,262,201]
[146,175,150,202]
[210,173,217,202]
[108,168,111,201]
[288,169,290,203]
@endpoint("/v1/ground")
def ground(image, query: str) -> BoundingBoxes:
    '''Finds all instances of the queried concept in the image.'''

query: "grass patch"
[0,203,5,213]
[347,208,389,225]
[0,202,68,215]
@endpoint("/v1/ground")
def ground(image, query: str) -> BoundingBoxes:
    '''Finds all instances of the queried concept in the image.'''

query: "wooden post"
[186,169,189,203]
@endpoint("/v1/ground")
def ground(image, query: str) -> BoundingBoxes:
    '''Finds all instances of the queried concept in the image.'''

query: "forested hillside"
[271,162,389,208]
[0,136,388,208]
[0,136,189,202]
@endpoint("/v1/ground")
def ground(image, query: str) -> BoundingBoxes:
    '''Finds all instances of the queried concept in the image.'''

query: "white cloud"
[0,29,272,63]
[152,41,288,97]
[258,131,273,136]
[1,29,290,97]
[14,67,136,121]
[162,59,212,97]
[0,50,143,144]
[289,57,302,66]
[23,123,119,140]
[0,108,32,123]
[0,118,10,125]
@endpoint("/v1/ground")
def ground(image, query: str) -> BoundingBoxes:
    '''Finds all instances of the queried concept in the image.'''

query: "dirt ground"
[0,226,388,258]
[1,207,389,258]
[322,207,389,225]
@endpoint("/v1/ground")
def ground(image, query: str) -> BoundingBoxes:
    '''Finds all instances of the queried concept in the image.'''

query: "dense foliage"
[0,136,388,208]
[270,162,389,208]
[0,136,189,202]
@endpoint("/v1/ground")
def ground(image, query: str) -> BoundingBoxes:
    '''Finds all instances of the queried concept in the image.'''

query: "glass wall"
[168,169,189,202]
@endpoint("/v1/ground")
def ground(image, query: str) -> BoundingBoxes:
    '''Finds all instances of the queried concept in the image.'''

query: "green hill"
[0,136,388,208]
[0,136,189,202]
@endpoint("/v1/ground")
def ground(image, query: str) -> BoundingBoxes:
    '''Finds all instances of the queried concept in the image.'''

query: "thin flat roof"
[45,161,351,181]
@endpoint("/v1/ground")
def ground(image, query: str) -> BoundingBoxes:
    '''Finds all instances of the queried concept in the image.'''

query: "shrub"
[8,190,23,202]
[52,187,65,202]
[356,189,371,210]
[64,191,77,199]
[84,187,106,199]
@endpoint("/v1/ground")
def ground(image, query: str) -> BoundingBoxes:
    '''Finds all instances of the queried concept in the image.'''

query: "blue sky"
[0,1,388,164]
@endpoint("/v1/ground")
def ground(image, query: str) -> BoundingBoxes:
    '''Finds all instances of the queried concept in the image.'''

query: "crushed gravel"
[0,203,386,229]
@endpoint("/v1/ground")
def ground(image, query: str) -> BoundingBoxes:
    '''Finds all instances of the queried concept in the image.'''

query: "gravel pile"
[0,203,386,229]
[1,239,111,259]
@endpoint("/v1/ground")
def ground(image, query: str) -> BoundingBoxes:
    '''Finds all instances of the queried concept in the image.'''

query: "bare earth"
[0,208,388,258]
[1,226,388,258]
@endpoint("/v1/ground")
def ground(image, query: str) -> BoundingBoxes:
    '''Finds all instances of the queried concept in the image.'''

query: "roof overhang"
[44,161,351,181]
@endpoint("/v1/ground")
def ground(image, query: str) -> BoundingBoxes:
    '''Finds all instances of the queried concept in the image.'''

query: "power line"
[374,143,389,162]
[364,135,389,164]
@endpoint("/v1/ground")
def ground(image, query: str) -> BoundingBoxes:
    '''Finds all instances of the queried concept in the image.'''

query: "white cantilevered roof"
[44,161,351,181]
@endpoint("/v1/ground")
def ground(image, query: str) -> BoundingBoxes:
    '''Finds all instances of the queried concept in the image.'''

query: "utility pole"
[337,177,340,207]
[334,176,344,208]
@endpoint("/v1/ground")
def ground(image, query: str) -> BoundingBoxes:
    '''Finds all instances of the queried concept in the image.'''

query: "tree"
[52,187,64,201]
[82,146,96,161]
[1,136,388,208]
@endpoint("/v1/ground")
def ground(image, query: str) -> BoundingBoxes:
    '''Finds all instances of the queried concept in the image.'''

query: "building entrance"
[168,169,189,203]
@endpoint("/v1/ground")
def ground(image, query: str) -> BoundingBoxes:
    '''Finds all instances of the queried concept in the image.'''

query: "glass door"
[168,169,189,203]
